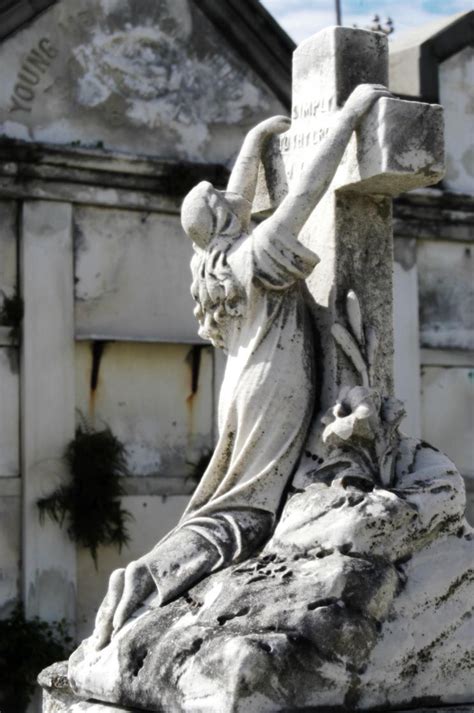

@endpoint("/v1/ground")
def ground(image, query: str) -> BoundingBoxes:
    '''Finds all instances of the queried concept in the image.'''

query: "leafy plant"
[38,420,132,563]
[0,604,74,713]
[0,289,23,343]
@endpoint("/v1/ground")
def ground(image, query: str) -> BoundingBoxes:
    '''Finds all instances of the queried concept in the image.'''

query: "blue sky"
[260,0,472,42]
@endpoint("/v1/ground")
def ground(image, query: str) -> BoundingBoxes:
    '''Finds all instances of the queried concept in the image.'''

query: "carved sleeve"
[251,227,319,291]
[145,508,272,606]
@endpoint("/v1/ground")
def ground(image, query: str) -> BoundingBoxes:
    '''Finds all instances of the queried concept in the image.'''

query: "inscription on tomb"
[10,38,58,113]
[292,97,335,119]
[280,127,331,153]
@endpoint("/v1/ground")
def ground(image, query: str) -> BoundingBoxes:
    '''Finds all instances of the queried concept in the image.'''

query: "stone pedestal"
[40,663,474,713]
[40,663,138,712]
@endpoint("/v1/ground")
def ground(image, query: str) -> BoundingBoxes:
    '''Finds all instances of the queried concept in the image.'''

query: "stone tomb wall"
[391,42,474,524]
[393,189,474,524]
[72,202,225,638]
[0,187,224,634]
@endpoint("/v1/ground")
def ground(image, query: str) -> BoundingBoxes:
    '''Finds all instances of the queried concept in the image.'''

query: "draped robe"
[146,226,319,605]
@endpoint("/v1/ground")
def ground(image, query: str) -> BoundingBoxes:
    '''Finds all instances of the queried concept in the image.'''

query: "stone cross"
[254,27,443,415]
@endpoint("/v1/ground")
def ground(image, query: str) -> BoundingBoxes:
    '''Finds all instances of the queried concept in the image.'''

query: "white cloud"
[260,0,473,42]
[274,9,336,41]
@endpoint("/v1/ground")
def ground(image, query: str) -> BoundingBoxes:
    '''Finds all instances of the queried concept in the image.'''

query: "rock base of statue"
[40,437,474,713]
[41,662,474,713]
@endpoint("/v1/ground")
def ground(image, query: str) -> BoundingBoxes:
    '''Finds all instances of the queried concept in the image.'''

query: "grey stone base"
[39,663,140,713]
[40,662,474,713]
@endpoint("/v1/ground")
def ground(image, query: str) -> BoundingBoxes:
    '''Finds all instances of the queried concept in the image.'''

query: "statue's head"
[181,181,251,248]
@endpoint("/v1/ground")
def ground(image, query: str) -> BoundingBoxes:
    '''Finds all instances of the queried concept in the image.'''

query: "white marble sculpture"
[72,83,391,654]
[40,27,473,713]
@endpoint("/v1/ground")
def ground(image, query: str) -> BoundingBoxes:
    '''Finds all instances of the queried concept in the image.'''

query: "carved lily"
[322,386,381,445]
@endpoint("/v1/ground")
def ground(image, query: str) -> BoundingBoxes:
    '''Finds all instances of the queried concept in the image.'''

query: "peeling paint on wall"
[0,0,285,161]
[72,26,265,156]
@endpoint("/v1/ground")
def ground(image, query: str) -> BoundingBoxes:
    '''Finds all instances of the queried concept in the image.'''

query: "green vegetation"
[38,420,132,564]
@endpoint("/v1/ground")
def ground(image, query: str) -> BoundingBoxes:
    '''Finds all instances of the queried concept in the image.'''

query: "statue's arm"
[90,508,272,649]
[259,84,391,241]
[226,116,290,204]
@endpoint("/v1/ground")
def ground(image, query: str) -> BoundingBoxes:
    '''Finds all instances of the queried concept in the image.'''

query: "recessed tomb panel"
[418,240,474,350]
[74,206,200,343]
[75,341,214,481]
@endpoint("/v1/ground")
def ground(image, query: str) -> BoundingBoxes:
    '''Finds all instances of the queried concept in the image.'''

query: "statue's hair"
[182,182,249,347]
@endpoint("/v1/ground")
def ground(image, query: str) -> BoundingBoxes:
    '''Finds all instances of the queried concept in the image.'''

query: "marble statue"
[40,27,473,713]
[79,83,391,652]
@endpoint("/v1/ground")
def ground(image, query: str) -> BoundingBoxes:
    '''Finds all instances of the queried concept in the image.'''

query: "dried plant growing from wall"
[38,419,132,564]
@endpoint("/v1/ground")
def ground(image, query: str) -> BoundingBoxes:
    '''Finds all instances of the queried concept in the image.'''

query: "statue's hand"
[249,115,291,141]
[92,558,155,650]
[344,84,392,123]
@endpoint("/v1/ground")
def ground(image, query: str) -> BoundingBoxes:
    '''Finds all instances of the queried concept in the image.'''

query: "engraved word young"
[10,37,58,113]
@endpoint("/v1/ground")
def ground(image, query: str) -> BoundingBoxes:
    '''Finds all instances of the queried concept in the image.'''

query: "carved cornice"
[394,189,474,242]
[0,136,229,210]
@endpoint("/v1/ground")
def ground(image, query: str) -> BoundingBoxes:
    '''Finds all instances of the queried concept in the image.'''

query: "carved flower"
[322,386,381,445]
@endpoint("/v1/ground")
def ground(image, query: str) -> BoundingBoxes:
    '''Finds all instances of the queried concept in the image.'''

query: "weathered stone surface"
[254,27,443,424]
[61,438,473,712]
[40,662,139,712]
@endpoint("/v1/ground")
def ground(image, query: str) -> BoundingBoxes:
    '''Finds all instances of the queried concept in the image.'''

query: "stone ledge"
[40,663,474,713]
[393,189,474,242]
[0,137,228,193]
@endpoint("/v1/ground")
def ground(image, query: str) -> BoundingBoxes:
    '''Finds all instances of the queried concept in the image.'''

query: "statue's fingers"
[93,568,125,650]
[111,564,154,635]
[369,84,392,98]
